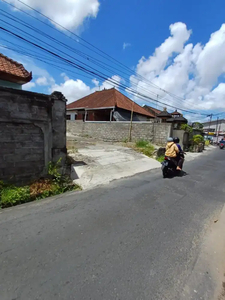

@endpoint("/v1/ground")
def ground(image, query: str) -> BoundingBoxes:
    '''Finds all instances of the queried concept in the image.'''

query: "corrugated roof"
[67,88,154,117]
[0,53,32,83]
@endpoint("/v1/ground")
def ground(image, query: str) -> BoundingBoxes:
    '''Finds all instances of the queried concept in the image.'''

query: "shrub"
[181,124,193,133]
[0,157,81,209]
[1,186,30,208]
[135,140,149,148]
[192,134,204,145]
[141,145,155,157]
[135,140,155,157]
[48,157,62,180]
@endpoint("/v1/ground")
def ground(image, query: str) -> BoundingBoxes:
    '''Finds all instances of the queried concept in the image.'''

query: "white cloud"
[123,43,131,50]
[136,23,191,78]
[51,78,92,103]
[23,82,36,90]
[196,24,225,88]
[36,76,48,86]
[51,75,121,103]
[130,22,225,114]
[8,0,100,30]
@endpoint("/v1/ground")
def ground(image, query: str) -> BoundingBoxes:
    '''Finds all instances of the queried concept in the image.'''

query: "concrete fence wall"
[67,121,172,145]
[0,87,67,184]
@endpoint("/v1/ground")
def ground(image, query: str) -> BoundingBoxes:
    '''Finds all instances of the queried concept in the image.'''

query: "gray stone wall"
[67,121,172,145]
[0,87,66,184]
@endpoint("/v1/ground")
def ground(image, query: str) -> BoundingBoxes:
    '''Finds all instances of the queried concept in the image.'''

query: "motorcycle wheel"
[162,165,168,178]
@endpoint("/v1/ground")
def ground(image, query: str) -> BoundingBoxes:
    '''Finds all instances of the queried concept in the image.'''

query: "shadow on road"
[165,170,189,179]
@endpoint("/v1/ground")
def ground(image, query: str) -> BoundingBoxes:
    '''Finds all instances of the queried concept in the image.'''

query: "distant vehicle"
[219,140,225,149]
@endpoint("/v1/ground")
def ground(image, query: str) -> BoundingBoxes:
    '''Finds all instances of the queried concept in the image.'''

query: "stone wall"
[67,121,172,145]
[172,129,191,151]
[0,87,66,184]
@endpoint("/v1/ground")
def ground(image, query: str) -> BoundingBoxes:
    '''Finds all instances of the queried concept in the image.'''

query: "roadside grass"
[135,140,155,157]
[156,155,165,163]
[0,158,81,209]
[135,140,149,148]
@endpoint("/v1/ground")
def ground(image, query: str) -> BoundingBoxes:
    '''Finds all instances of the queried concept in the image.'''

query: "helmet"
[167,137,173,142]
[173,137,180,143]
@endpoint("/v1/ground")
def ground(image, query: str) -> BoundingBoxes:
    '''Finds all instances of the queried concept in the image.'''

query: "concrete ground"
[70,143,160,190]
[0,148,225,300]
[69,141,216,190]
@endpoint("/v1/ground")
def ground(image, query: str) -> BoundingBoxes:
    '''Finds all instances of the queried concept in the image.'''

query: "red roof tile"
[0,53,32,83]
[67,88,154,118]
[143,105,162,115]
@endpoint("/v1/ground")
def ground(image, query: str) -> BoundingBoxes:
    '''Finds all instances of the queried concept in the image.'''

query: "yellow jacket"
[165,142,179,157]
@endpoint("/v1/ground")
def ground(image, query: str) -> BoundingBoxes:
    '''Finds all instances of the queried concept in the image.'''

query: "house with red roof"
[0,53,32,90]
[143,104,162,116]
[66,88,154,121]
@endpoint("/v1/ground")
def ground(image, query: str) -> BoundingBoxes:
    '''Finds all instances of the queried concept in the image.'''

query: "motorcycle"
[219,143,224,149]
[161,152,185,178]
[161,156,176,178]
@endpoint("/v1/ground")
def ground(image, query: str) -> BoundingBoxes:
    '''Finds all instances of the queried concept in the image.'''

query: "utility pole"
[207,114,213,140]
[208,114,213,130]
[217,119,222,143]
[153,95,159,143]
[215,117,219,143]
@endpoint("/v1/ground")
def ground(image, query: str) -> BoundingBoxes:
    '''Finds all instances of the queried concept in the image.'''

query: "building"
[202,119,225,137]
[143,105,162,116]
[66,88,154,121]
[157,108,172,123]
[0,53,32,89]
[156,108,188,128]
[166,110,188,129]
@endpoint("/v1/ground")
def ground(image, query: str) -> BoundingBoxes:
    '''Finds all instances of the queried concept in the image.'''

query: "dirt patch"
[218,281,225,299]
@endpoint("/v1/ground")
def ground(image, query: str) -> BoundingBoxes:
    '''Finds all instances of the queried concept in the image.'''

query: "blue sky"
[1,0,225,121]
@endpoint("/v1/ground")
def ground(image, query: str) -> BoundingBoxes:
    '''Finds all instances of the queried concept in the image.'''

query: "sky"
[1,0,225,122]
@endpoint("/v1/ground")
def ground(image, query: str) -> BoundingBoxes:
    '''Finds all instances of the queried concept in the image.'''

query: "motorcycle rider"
[173,137,184,170]
[165,137,181,171]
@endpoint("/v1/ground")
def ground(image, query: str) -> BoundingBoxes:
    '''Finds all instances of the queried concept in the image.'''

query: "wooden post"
[129,101,134,142]
[110,109,113,122]
[84,110,87,122]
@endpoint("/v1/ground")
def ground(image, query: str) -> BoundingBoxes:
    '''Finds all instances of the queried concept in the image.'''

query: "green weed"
[157,155,165,163]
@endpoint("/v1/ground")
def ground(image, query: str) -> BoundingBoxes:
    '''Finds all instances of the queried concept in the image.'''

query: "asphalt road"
[1,149,225,300]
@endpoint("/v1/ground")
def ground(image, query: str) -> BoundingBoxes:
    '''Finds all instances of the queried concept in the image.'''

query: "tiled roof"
[0,53,32,83]
[157,108,172,117]
[167,116,188,122]
[143,105,162,115]
[67,88,155,117]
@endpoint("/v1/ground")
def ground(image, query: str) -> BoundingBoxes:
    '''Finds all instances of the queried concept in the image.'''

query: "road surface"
[1,149,225,300]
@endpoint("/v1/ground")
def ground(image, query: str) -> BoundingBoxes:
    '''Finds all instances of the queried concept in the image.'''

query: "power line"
[0,25,209,115]
[0,8,187,109]
[2,0,202,106]
[0,7,208,113]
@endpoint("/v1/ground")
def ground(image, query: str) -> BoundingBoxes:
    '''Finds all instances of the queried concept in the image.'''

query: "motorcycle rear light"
[165,157,168,160]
